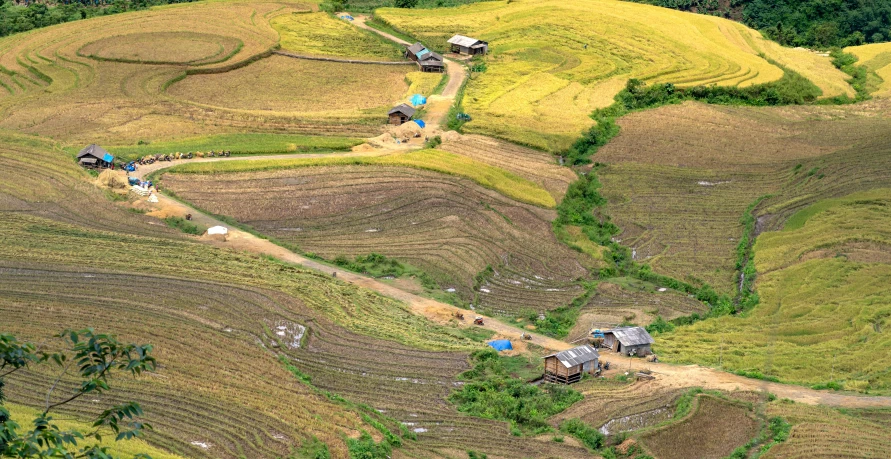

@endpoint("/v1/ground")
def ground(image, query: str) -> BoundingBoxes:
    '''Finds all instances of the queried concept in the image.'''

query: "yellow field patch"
[378,0,788,151]
[272,12,402,60]
[78,31,241,65]
[405,71,444,96]
[846,42,891,97]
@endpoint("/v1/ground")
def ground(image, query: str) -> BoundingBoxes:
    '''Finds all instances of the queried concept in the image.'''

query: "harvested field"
[78,31,242,65]
[273,12,402,61]
[596,100,891,292]
[553,379,686,435]
[162,165,588,314]
[106,132,363,160]
[167,55,408,114]
[438,133,577,201]
[0,1,388,145]
[638,396,759,459]
[764,403,891,459]
[377,0,799,151]
[566,280,708,340]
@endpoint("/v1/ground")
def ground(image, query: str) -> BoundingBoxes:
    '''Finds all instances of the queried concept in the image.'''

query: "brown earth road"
[350,14,467,125]
[133,155,891,409]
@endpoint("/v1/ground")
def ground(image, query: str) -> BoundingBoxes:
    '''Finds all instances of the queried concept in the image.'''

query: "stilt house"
[602,327,655,356]
[543,345,599,384]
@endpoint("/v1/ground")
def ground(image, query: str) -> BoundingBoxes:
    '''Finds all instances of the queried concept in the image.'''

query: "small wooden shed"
[448,35,488,55]
[388,104,416,125]
[603,327,655,356]
[544,345,599,384]
[77,144,114,169]
[404,42,445,73]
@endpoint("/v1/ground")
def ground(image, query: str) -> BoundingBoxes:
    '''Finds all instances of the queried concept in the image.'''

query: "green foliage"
[162,216,201,235]
[334,253,406,278]
[645,316,675,335]
[394,0,419,7]
[425,135,442,149]
[827,49,872,102]
[347,431,391,459]
[629,0,891,48]
[733,369,780,382]
[528,283,596,338]
[0,329,156,459]
[447,82,470,131]
[449,349,583,434]
[467,451,487,459]
[279,355,312,384]
[768,416,791,443]
[559,418,604,450]
[291,436,330,459]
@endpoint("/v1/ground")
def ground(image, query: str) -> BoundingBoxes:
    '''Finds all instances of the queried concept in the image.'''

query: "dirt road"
[351,15,467,127]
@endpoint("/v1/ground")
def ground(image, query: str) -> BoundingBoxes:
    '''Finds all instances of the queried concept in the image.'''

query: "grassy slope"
[657,189,891,392]
[377,0,850,151]
[165,149,557,207]
[272,11,403,60]
[845,42,891,98]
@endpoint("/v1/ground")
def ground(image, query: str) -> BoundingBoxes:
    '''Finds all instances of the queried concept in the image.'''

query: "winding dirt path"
[350,14,467,127]
[134,154,891,409]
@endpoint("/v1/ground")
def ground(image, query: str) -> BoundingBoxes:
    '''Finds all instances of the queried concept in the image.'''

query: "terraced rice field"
[658,189,891,391]
[764,403,891,458]
[162,164,588,314]
[0,1,399,146]
[566,280,708,339]
[376,0,849,151]
[846,42,891,98]
[638,395,759,459]
[596,100,891,292]
[273,11,402,60]
[167,55,408,113]
[553,379,686,433]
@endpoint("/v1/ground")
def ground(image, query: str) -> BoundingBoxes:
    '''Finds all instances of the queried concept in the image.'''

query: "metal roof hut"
[543,345,599,384]
[448,35,488,55]
[77,144,114,169]
[404,43,445,73]
[602,327,655,356]
[388,104,416,125]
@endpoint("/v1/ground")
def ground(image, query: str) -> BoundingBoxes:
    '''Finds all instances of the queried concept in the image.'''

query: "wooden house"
[543,345,599,384]
[448,35,488,55]
[404,42,445,73]
[602,327,655,356]
[388,104,416,125]
[77,144,114,169]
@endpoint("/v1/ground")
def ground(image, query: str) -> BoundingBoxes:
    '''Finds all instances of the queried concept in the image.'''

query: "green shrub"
[163,216,201,235]
[559,418,604,450]
[347,431,391,459]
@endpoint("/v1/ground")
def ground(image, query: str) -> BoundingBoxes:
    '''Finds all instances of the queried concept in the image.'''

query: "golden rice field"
[0,1,413,146]
[846,42,891,98]
[273,11,402,60]
[765,402,891,458]
[657,189,891,392]
[405,71,445,96]
[377,0,852,151]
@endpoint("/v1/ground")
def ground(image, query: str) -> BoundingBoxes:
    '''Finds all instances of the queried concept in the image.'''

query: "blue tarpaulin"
[410,94,427,106]
[488,340,513,351]
[413,119,426,128]
[102,152,114,163]
[340,15,354,20]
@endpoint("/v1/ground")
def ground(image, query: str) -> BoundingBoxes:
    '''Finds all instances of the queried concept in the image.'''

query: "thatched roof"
[604,327,655,346]
[388,104,415,117]
[545,345,599,368]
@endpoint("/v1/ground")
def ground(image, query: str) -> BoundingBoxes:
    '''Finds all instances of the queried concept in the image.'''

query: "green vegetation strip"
[166,149,556,208]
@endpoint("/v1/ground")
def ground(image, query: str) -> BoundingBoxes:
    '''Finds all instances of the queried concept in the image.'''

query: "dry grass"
[764,402,891,459]
[167,55,408,114]
[378,0,788,151]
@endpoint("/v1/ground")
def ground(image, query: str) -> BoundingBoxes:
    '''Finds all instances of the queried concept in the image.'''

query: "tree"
[0,329,156,458]
[394,0,418,8]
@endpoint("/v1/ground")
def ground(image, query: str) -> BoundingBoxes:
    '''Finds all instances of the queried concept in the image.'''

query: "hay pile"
[441,130,463,142]
[391,121,423,138]
[96,169,129,191]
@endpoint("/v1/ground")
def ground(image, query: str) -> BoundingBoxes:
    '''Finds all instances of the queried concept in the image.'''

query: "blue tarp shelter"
[340,15,354,20]
[413,119,426,128]
[488,340,513,351]
[410,94,427,106]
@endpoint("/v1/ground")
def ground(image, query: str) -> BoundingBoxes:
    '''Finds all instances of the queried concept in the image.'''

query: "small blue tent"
[410,94,427,106]
[488,340,513,351]
[413,119,426,128]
